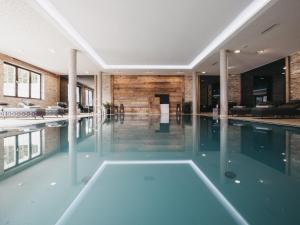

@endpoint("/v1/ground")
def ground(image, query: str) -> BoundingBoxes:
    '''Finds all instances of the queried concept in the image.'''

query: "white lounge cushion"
[256,105,273,108]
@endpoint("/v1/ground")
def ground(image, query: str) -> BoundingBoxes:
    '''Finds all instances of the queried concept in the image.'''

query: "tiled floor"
[200,113,300,127]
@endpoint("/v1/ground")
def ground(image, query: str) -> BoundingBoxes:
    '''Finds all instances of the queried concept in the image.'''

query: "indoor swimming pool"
[0,115,300,225]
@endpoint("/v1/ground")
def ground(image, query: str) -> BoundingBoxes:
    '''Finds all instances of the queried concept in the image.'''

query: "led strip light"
[55,160,249,225]
[35,0,272,70]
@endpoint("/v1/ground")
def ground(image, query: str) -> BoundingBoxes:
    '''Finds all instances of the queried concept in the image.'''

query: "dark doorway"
[155,94,170,104]
[200,76,220,112]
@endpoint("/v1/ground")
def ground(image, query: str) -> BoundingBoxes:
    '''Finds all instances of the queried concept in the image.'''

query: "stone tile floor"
[200,113,300,127]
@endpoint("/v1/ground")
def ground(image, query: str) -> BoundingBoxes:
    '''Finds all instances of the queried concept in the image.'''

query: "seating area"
[230,101,300,118]
[0,101,68,119]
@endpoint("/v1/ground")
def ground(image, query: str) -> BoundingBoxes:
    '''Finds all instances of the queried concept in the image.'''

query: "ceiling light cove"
[35,0,273,71]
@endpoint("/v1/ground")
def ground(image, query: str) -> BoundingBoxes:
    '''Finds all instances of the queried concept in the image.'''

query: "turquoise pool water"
[0,115,300,225]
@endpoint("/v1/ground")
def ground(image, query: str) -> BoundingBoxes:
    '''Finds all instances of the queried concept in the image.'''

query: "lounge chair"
[57,102,68,114]
[251,105,275,117]
[251,101,300,117]
[230,106,252,116]
[45,107,65,117]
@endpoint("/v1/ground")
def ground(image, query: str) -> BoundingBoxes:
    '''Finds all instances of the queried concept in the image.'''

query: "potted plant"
[103,102,112,115]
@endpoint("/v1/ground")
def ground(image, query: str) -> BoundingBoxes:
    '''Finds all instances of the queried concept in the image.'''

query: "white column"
[68,49,77,118]
[220,49,228,118]
[192,72,198,115]
[97,72,103,115]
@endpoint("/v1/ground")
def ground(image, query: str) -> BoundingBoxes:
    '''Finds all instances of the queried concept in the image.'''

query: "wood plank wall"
[112,75,184,114]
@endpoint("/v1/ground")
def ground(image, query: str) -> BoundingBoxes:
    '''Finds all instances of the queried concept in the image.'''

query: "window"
[85,118,93,135]
[4,136,17,170]
[3,131,42,171]
[18,68,30,97]
[3,63,41,99]
[85,89,93,107]
[3,64,16,96]
[31,72,41,99]
[31,131,41,158]
[76,121,81,138]
[18,133,30,163]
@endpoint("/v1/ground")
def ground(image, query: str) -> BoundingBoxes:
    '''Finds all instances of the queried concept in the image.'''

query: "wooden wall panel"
[113,75,184,114]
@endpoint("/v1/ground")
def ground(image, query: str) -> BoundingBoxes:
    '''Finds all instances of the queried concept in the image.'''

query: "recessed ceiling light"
[50,182,57,186]
[85,71,89,74]
[48,48,56,54]
[257,50,265,55]
[234,50,241,54]
[202,71,206,74]
[283,67,287,70]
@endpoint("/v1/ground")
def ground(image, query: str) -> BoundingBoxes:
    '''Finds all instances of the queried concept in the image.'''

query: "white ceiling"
[0,0,99,75]
[0,0,299,75]
[197,0,300,75]
[47,0,252,66]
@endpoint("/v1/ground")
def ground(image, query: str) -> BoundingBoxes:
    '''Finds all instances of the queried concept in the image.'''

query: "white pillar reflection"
[0,138,4,176]
[97,117,103,157]
[93,116,98,153]
[220,118,228,183]
[192,115,200,154]
[68,118,77,185]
